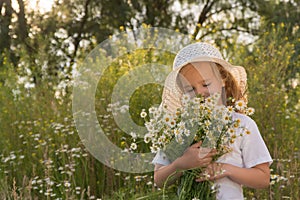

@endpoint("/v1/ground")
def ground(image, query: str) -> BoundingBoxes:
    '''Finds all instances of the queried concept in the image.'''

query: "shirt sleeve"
[152,150,171,166]
[240,115,273,168]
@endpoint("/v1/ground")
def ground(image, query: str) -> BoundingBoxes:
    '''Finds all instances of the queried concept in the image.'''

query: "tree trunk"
[16,0,29,41]
[70,0,91,66]
[0,0,12,58]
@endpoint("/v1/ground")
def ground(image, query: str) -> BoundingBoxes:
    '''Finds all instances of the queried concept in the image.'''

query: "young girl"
[152,42,272,199]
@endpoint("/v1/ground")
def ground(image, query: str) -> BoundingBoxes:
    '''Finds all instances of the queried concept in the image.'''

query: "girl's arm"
[154,163,183,188]
[154,142,216,188]
[196,162,270,189]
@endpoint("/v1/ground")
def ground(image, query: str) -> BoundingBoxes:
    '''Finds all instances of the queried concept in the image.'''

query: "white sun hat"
[161,42,247,113]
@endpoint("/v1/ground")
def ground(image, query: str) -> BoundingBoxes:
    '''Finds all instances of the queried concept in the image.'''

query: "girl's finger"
[195,178,204,182]
[191,141,202,148]
[199,157,212,165]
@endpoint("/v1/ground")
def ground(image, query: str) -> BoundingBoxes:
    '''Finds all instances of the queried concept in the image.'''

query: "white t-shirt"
[152,113,273,200]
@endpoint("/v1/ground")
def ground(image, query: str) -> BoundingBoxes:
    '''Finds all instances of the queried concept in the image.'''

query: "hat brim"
[173,56,232,72]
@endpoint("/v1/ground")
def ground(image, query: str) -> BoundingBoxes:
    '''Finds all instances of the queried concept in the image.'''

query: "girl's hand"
[195,162,270,189]
[195,162,229,182]
[173,141,216,171]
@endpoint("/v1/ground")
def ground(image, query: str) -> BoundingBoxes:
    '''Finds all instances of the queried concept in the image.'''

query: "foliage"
[232,22,300,199]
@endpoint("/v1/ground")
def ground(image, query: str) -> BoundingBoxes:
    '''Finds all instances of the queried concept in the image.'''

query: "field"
[0,25,299,200]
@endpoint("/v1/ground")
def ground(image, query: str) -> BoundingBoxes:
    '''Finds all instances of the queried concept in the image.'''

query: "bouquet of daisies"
[139,93,254,199]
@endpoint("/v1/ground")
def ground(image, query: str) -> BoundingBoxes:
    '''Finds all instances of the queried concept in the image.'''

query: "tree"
[1,0,299,87]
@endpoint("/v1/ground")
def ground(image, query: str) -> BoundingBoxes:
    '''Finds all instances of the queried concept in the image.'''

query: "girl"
[152,42,272,199]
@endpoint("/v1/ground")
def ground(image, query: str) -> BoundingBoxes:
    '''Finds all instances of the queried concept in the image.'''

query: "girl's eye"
[185,87,194,93]
[187,89,194,93]
[203,83,211,87]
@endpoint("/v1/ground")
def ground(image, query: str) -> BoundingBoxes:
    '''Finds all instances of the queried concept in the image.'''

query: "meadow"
[0,24,299,200]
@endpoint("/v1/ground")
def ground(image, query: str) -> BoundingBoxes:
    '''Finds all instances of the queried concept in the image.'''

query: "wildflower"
[175,134,184,144]
[231,133,237,139]
[184,129,190,136]
[135,175,142,181]
[147,181,152,185]
[212,93,221,100]
[64,181,71,188]
[235,100,246,110]
[150,145,159,153]
[120,141,126,148]
[245,107,255,115]
[157,135,166,144]
[130,132,137,139]
[244,129,250,135]
[177,121,186,129]
[204,120,211,127]
[202,170,211,179]
[211,183,218,193]
[163,114,176,128]
[233,119,241,128]
[149,107,156,114]
[130,143,137,150]
[174,128,183,137]
[163,114,171,123]
[222,114,230,124]
[192,97,202,104]
[181,94,191,105]
[152,109,162,120]
[145,121,155,132]
[228,128,235,134]
[227,106,234,113]
[168,119,176,128]
[140,109,147,118]
[144,133,152,143]
[205,96,213,105]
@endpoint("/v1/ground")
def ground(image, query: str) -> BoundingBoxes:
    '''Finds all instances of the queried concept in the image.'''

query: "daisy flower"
[235,100,246,111]
[149,107,156,114]
[169,119,176,128]
[140,109,147,118]
[144,133,152,143]
[153,109,162,120]
[130,143,137,150]
[181,94,191,105]
[175,134,184,144]
[245,107,255,115]
[163,114,176,128]
[177,121,186,129]
[222,114,230,124]
[130,132,137,139]
[226,106,234,113]
[145,121,155,132]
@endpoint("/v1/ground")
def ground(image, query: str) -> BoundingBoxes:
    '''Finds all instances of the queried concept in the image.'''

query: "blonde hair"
[214,63,244,106]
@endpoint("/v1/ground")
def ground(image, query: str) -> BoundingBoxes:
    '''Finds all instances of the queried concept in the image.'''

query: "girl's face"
[178,62,223,99]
